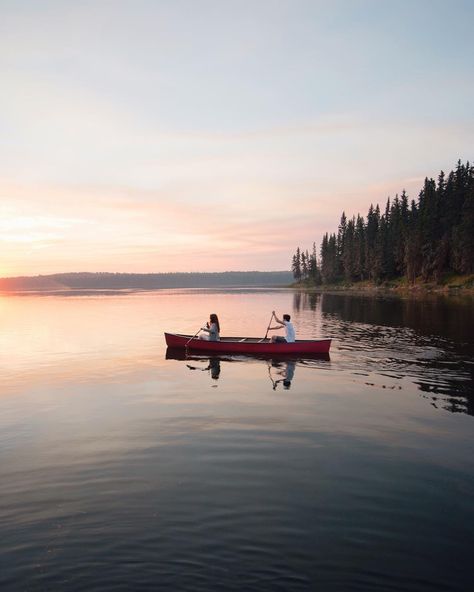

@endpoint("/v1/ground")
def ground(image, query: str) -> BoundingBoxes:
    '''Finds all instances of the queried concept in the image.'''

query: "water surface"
[1,289,473,591]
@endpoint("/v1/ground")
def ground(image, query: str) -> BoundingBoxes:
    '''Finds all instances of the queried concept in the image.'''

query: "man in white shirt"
[268,311,296,343]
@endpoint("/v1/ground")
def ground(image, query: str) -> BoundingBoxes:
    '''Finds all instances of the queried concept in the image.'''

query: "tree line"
[291,160,474,285]
[0,271,294,291]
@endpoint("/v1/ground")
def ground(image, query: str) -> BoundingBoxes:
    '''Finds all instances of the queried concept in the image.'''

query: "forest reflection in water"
[292,290,474,416]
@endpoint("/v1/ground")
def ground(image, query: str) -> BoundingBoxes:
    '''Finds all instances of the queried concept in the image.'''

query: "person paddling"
[199,313,220,341]
[268,311,295,343]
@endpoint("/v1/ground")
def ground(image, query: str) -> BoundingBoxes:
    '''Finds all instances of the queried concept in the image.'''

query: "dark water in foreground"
[0,289,473,591]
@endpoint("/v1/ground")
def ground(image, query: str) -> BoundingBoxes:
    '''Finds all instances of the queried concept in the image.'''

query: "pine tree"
[309,242,321,284]
[301,250,308,280]
[342,217,355,281]
[353,214,366,280]
[452,165,474,273]
[328,234,338,283]
[384,197,395,278]
[337,212,347,280]
[321,233,338,284]
[419,177,440,280]
[292,248,302,281]
[365,205,380,280]
[396,190,409,276]
[405,200,421,283]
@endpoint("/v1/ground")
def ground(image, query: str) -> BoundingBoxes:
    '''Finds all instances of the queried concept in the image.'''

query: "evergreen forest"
[291,161,474,285]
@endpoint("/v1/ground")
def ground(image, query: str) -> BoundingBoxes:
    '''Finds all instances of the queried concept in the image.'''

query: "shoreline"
[290,276,474,296]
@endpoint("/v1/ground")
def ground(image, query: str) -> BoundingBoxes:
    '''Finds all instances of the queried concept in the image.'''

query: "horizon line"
[0,269,293,280]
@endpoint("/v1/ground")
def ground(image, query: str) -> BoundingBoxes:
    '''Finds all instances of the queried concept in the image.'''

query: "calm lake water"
[1,289,473,592]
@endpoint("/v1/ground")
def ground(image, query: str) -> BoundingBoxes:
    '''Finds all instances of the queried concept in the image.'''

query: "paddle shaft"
[185,327,203,349]
[264,312,274,340]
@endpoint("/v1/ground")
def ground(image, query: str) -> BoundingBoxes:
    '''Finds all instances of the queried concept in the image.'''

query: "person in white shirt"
[268,311,296,343]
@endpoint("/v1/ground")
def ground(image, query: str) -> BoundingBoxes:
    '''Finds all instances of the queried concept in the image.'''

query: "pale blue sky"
[1,0,473,274]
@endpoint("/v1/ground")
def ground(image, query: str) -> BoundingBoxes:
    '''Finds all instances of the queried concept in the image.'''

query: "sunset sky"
[1,0,473,276]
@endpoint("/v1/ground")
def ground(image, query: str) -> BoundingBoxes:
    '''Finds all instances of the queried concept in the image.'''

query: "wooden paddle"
[185,326,203,350]
[264,312,274,340]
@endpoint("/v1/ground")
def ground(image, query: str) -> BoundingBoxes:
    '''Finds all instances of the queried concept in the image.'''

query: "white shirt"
[208,322,220,341]
[284,320,295,342]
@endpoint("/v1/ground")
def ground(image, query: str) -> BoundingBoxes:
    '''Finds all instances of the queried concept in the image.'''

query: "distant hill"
[0,271,293,292]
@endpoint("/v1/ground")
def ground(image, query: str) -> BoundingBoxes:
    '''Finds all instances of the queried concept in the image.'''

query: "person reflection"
[207,357,221,380]
[269,360,296,390]
[186,357,221,381]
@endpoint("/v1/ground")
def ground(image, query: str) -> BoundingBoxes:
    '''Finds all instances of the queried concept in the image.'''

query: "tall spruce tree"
[342,217,355,281]
[292,248,302,281]
[353,214,366,280]
[337,212,347,280]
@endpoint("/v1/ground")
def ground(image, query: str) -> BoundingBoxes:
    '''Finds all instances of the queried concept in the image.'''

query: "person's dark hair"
[210,313,220,333]
[283,314,291,322]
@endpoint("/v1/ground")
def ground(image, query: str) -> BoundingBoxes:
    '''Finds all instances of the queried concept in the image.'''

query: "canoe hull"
[164,333,331,354]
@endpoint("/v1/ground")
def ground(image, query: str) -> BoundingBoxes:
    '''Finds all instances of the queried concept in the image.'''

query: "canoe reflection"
[165,347,330,389]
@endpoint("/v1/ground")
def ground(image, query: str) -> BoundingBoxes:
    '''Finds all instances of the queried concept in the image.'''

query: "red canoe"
[164,332,331,354]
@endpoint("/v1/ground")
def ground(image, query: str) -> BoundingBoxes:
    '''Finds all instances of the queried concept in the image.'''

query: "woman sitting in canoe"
[200,313,220,341]
[268,311,295,343]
